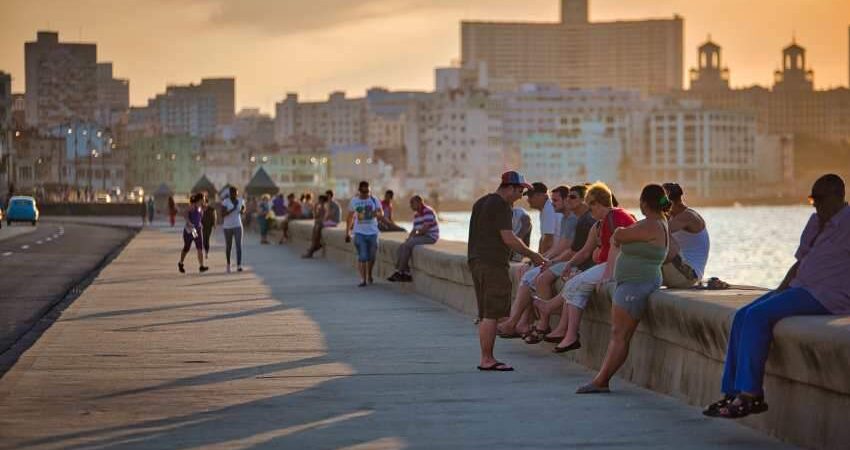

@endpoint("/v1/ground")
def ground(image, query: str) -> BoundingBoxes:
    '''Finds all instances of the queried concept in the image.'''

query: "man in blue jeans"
[704,174,850,419]
[345,181,384,287]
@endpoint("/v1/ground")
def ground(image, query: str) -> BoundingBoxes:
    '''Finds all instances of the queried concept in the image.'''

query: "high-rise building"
[274,92,367,146]
[140,78,235,138]
[95,63,129,129]
[25,31,98,130]
[1,72,12,187]
[461,0,683,95]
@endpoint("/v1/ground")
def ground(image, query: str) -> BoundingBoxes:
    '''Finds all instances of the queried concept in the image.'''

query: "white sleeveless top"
[673,209,710,279]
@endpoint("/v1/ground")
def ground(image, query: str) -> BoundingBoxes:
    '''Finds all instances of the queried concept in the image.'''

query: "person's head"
[639,184,673,217]
[305,193,312,202]
[568,185,589,211]
[586,181,614,220]
[318,194,328,204]
[325,189,334,199]
[202,191,209,206]
[662,182,684,204]
[359,181,371,198]
[409,194,423,211]
[190,192,203,205]
[550,185,571,213]
[809,174,846,221]
[384,189,394,201]
[524,182,550,210]
[287,193,295,202]
[497,171,532,204]
[229,186,238,200]
[261,193,270,202]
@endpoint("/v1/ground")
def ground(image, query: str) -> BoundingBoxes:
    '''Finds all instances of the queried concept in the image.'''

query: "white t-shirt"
[348,196,382,235]
[540,198,561,239]
[222,198,244,229]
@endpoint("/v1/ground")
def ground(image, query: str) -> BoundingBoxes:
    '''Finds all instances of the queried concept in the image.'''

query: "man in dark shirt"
[469,171,547,372]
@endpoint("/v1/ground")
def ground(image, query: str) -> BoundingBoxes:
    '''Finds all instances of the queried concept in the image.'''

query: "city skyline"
[1,0,849,113]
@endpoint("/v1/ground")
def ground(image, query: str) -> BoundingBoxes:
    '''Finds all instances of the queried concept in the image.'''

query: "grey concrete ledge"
[287,220,850,450]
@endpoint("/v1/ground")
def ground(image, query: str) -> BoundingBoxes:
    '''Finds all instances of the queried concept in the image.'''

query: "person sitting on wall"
[704,174,850,418]
[388,195,440,282]
[498,185,577,340]
[660,183,710,289]
[510,206,532,262]
[278,193,302,244]
[378,189,407,232]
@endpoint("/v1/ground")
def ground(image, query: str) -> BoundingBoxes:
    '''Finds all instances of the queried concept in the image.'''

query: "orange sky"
[1,0,848,113]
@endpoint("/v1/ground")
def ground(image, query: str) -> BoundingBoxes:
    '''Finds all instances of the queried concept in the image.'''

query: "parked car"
[6,196,39,226]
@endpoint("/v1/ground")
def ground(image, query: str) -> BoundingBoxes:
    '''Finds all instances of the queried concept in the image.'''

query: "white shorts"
[561,262,607,310]
[520,266,542,287]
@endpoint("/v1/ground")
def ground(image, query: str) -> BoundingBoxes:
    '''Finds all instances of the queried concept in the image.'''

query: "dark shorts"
[469,259,511,320]
[183,228,203,252]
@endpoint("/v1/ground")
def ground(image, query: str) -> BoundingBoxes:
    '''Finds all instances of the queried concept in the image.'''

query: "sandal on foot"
[553,339,581,353]
[477,362,514,372]
[576,383,610,394]
[716,395,768,419]
[702,395,735,417]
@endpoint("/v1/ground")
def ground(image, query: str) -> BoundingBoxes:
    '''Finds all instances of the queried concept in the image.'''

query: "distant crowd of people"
[467,170,849,423]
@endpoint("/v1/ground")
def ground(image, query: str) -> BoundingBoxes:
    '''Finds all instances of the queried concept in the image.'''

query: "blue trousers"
[721,287,828,395]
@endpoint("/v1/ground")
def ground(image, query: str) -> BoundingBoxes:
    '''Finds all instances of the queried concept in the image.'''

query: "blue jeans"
[721,287,829,395]
[354,233,378,262]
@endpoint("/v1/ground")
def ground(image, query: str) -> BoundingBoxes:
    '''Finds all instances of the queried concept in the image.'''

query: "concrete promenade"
[0,226,791,449]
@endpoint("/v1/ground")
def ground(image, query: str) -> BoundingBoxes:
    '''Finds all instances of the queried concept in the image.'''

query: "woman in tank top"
[576,184,670,394]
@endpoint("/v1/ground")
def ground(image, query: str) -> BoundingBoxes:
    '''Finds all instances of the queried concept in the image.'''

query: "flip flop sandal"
[575,383,610,394]
[477,362,514,372]
[717,395,767,419]
[498,331,526,339]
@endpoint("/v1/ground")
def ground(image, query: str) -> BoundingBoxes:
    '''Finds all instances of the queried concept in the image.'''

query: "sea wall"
[285,220,850,449]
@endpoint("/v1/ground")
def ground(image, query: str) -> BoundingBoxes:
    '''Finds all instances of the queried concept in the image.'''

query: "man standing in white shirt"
[524,182,561,255]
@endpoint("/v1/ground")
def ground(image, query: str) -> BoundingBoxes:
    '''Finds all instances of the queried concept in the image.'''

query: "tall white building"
[641,100,758,198]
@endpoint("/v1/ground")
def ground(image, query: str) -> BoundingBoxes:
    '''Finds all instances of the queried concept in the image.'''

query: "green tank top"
[614,225,668,283]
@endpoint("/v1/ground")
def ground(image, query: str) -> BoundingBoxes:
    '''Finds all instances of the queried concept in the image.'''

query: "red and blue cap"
[500,171,532,189]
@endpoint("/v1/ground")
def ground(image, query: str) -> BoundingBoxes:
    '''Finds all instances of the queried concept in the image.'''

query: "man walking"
[345,181,384,287]
[388,195,439,282]
[469,171,547,372]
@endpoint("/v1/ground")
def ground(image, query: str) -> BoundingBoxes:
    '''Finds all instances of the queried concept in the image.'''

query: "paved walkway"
[0,227,792,449]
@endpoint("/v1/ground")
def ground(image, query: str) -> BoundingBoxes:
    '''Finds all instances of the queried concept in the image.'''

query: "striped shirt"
[413,205,440,240]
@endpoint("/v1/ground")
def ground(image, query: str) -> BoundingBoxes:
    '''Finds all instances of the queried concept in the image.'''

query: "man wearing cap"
[524,182,561,255]
[469,171,548,371]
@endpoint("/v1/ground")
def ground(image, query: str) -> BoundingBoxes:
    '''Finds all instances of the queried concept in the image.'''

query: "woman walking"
[168,195,178,227]
[576,184,670,394]
[201,192,217,260]
[221,186,245,273]
[178,193,209,274]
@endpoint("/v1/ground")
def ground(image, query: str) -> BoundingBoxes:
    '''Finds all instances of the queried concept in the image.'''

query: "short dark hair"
[410,194,423,203]
[569,185,588,199]
[814,174,845,199]
[551,185,571,199]
[385,189,394,198]
[325,189,334,198]
[318,195,328,203]
[358,181,369,190]
[663,183,684,202]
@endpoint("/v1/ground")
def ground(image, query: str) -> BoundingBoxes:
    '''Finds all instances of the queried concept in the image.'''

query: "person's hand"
[530,253,548,267]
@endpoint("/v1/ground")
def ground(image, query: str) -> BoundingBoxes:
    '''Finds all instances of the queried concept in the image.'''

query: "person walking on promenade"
[388,195,440,282]
[140,197,147,226]
[345,181,384,287]
[168,195,177,227]
[201,192,217,260]
[272,193,287,217]
[532,182,636,353]
[379,190,407,232]
[524,182,561,254]
[278,193,302,244]
[147,196,155,224]
[704,174,850,419]
[302,195,329,258]
[221,186,245,273]
[575,184,671,394]
[469,171,548,372]
[178,193,210,274]
[660,183,710,289]
[257,194,273,244]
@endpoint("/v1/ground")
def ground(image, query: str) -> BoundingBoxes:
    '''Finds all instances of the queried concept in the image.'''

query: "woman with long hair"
[576,184,671,394]
[178,192,209,273]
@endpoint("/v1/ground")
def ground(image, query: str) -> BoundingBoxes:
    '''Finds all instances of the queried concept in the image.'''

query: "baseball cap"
[523,181,548,197]
[501,171,532,189]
